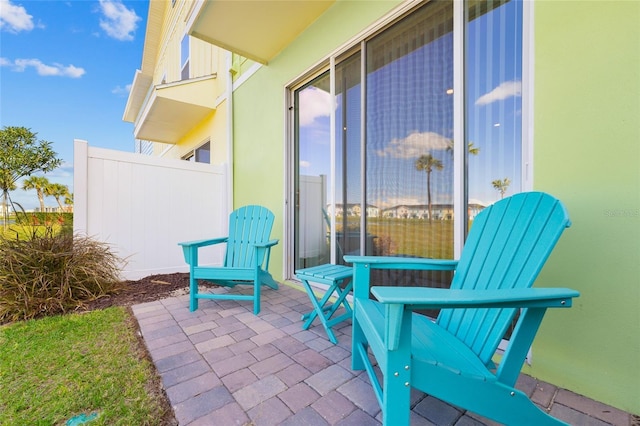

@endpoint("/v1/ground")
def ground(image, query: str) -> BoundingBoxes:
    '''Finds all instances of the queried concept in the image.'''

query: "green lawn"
[367,218,455,259]
[337,217,455,259]
[0,308,170,425]
[1,224,65,240]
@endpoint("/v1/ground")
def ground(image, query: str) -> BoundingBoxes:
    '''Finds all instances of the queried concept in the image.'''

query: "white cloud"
[299,86,332,126]
[6,58,85,77]
[111,84,132,96]
[47,162,74,179]
[475,80,522,106]
[376,131,451,159]
[0,0,34,33]
[299,160,311,168]
[98,0,140,41]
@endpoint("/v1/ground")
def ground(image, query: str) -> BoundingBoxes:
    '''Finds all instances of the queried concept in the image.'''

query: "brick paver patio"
[132,283,634,426]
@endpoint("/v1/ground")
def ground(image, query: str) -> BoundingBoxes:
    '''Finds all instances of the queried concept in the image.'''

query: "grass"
[0,307,170,425]
[338,217,455,259]
[0,224,64,240]
[368,218,455,259]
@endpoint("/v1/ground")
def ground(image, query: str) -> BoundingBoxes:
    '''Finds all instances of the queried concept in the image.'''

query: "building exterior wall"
[230,0,638,415]
[531,0,639,413]
[155,1,223,86]
[133,0,229,164]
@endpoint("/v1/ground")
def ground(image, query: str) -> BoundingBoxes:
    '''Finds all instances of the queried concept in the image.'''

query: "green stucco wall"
[532,0,639,414]
[231,0,639,415]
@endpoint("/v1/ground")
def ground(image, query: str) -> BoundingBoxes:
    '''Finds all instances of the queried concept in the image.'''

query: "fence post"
[73,139,89,235]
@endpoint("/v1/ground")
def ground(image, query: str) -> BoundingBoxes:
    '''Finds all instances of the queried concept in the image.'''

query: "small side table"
[296,264,353,344]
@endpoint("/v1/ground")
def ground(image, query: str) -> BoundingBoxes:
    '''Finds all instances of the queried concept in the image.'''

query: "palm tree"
[22,175,51,212]
[64,192,74,213]
[0,171,16,227]
[492,177,511,199]
[44,183,70,212]
[446,140,481,156]
[415,154,444,221]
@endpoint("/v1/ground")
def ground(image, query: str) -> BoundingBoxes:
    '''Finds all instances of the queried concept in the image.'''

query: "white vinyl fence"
[73,139,229,280]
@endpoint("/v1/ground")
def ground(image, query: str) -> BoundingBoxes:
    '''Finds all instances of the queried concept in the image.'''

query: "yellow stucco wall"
[141,0,229,162]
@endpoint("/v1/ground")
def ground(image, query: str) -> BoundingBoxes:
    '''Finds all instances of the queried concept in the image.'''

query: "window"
[182,141,210,163]
[181,35,190,80]
[293,72,331,268]
[290,0,525,284]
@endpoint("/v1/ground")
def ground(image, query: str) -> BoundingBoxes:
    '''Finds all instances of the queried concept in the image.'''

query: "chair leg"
[189,273,199,312]
[381,369,411,425]
[253,276,261,315]
[381,342,412,425]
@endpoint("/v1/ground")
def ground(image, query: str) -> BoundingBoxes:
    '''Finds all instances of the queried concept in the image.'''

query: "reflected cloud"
[475,80,521,106]
[376,131,451,158]
[299,86,332,126]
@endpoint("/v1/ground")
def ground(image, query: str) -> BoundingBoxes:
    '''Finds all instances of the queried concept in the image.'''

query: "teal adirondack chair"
[344,192,580,425]
[179,205,279,315]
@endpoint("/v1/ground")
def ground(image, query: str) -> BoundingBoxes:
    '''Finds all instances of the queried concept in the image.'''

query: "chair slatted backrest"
[437,192,571,365]
[225,205,275,268]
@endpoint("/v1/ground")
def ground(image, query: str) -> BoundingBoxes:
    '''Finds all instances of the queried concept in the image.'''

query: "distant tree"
[45,183,70,212]
[0,172,16,223]
[64,192,74,212]
[415,153,444,221]
[0,126,62,228]
[23,176,52,213]
[492,177,511,199]
[446,140,481,156]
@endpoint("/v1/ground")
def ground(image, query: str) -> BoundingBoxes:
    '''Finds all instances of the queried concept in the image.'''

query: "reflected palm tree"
[492,177,511,199]
[446,140,480,156]
[415,154,443,221]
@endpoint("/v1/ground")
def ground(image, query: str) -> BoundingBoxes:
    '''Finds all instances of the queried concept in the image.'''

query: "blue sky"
[1,0,149,210]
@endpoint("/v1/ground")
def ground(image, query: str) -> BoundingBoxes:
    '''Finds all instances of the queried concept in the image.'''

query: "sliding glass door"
[290,0,524,286]
[293,72,332,270]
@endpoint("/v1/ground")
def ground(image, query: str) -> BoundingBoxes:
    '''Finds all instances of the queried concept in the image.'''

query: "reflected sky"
[298,0,522,209]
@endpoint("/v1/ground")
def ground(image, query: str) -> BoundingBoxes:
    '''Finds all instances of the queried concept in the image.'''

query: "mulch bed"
[82,272,192,311]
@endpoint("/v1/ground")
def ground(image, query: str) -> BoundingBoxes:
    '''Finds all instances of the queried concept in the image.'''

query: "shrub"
[0,231,124,323]
[15,211,73,225]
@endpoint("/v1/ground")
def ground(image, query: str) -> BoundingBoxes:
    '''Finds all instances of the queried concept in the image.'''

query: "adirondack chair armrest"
[370,287,580,351]
[250,239,279,269]
[371,287,579,309]
[179,237,229,249]
[345,255,459,300]
[178,237,228,264]
[344,255,459,271]
[252,239,279,249]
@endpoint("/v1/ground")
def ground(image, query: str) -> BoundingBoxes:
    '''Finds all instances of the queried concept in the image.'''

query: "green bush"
[0,231,123,323]
[15,212,73,225]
